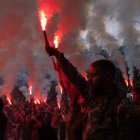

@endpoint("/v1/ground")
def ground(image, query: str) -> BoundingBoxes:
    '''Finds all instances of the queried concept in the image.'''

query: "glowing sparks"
[29,86,33,95]
[40,10,47,31]
[125,80,129,87]
[7,98,12,105]
[54,36,59,48]
[130,81,133,87]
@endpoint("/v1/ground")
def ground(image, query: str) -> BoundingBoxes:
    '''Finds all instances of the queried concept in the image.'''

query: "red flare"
[54,36,59,48]
[7,98,12,105]
[57,102,60,108]
[43,98,47,103]
[130,81,133,87]
[40,10,47,31]
[58,84,63,94]
[83,75,88,81]
[34,101,37,104]
[125,80,129,87]
[29,86,33,95]
[37,99,40,104]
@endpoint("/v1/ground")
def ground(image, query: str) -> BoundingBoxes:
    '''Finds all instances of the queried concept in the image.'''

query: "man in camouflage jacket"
[45,46,140,140]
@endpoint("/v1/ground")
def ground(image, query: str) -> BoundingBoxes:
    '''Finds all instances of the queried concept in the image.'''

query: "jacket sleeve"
[117,98,140,140]
[55,53,89,100]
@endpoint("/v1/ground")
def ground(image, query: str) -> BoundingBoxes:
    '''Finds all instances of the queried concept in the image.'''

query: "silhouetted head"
[89,59,116,94]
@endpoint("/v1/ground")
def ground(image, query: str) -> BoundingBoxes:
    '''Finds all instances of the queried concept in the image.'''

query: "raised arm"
[33,104,40,118]
[61,71,75,102]
[44,102,52,111]
[41,105,53,115]
[13,109,24,122]
[45,46,89,100]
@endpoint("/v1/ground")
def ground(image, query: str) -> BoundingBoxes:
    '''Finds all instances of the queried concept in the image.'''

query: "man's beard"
[89,84,104,95]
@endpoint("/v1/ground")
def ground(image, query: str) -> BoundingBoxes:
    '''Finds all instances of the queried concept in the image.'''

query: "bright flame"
[130,81,133,87]
[84,75,88,81]
[37,99,40,104]
[54,36,59,48]
[125,80,129,87]
[40,10,47,31]
[34,101,37,104]
[59,84,63,94]
[43,98,47,103]
[29,86,33,95]
[57,102,60,108]
[7,98,12,105]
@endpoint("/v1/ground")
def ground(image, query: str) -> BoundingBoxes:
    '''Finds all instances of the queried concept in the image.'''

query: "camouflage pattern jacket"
[55,53,140,140]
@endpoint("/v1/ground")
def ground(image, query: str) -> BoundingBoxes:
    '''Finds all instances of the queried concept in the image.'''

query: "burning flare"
[43,98,47,103]
[54,36,59,48]
[29,86,33,95]
[40,10,47,31]
[125,80,129,87]
[37,99,40,104]
[130,81,133,87]
[57,102,60,108]
[59,84,63,94]
[7,98,12,105]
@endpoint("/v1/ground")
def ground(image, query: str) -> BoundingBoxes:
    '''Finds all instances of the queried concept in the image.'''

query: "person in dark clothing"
[0,97,7,140]
[28,119,58,140]
[60,110,66,140]
[13,112,22,140]
[12,108,32,140]
[54,60,86,140]
[22,115,32,140]
[45,46,140,140]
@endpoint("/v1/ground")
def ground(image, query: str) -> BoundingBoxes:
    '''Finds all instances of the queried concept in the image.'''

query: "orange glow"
[7,98,12,105]
[130,81,133,87]
[29,86,33,95]
[37,99,40,104]
[54,36,59,48]
[40,10,47,31]
[58,84,63,94]
[57,102,60,108]
[43,98,47,103]
[125,80,129,87]
[83,75,88,81]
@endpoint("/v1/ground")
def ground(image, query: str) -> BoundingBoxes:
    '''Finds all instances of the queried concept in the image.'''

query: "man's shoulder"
[117,97,140,115]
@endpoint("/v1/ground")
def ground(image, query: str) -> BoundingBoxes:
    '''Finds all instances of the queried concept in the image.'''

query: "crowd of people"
[1,98,67,140]
[0,45,140,140]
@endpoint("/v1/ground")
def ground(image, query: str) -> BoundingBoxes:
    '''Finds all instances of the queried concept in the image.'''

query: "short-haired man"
[45,46,140,140]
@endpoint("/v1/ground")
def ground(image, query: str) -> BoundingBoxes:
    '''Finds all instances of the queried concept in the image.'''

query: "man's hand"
[45,45,60,56]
